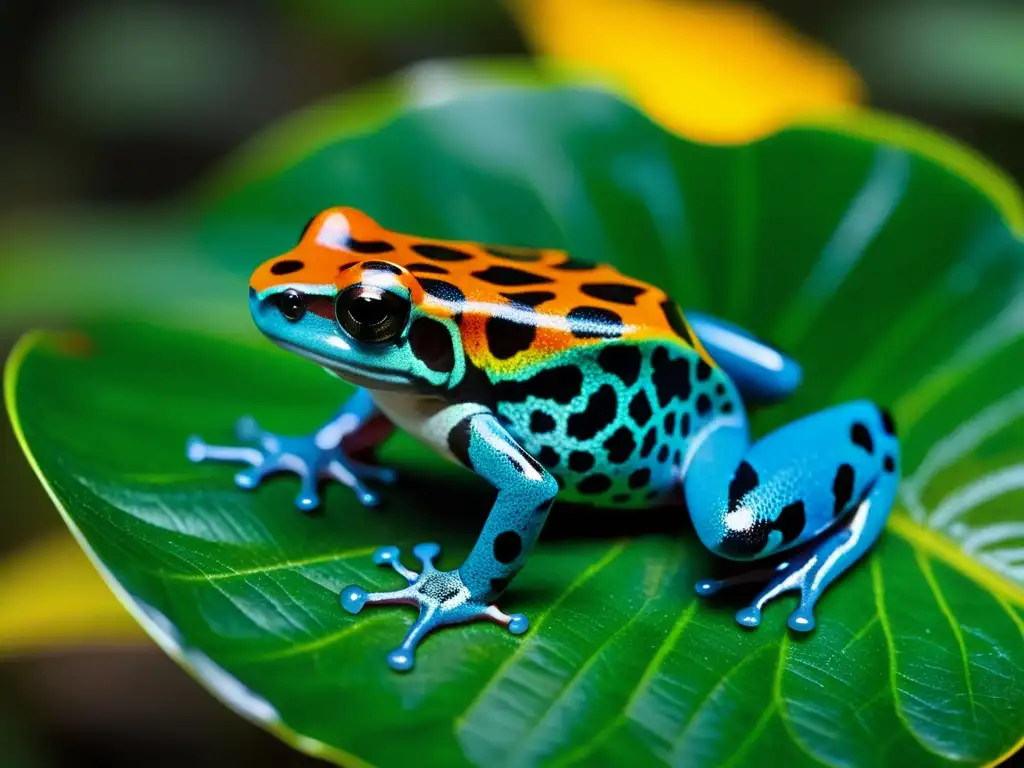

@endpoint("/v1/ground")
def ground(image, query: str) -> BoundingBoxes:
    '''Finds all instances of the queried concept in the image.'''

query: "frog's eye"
[335,284,409,343]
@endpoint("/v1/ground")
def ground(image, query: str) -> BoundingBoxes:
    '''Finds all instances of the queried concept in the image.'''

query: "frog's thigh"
[686,310,801,403]
[685,400,900,630]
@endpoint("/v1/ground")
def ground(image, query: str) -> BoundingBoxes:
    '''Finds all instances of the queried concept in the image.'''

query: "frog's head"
[248,207,465,393]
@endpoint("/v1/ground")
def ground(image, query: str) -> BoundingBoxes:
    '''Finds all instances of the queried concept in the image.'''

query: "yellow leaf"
[0,532,144,655]
[509,0,865,143]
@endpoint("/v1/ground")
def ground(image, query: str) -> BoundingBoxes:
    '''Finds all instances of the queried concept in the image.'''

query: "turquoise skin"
[188,212,900,673]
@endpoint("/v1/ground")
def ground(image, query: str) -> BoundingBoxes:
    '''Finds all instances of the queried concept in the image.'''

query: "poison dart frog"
[187,207,901,672]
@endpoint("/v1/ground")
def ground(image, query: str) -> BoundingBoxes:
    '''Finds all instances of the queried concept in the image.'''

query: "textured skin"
[190,207,902,671]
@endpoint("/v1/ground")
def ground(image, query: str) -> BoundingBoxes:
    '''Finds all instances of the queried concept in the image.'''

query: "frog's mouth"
[272,338,417,392]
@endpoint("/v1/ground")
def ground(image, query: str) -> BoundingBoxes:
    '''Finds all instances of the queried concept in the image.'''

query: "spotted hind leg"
[685,400,899,631]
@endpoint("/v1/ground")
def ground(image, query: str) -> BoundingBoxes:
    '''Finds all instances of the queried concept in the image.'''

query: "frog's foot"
[186,415,396,512]
[340,543,529,672]
[695,556,819,632]
[695,494,888,633]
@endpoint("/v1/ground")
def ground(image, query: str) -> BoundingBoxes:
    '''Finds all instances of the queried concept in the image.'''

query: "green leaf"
[7,63,1024,767]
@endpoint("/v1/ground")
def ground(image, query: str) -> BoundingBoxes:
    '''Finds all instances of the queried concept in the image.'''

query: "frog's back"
[265,207,739,506]
[307,210,737,507]
[283,207,714,369]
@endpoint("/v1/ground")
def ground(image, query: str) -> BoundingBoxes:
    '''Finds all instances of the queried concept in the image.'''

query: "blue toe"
[387,650,414,672]
[412,542,441,561]
[735,607,762,627]
[508,614,529,635]
[185,437,205,462]
[694,579,721,597]
[373,545,401,565]
[341,586,369,614]
[787,609,816,632]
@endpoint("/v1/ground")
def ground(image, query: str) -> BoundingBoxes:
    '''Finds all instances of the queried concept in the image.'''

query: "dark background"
[1,1,1021,765]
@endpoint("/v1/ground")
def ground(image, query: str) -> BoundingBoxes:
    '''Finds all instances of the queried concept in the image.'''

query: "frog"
[187,207,901,672]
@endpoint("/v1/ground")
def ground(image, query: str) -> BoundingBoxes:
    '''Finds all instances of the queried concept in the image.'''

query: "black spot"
[696,360,712,381]
[696,394,712,415]
[673,449,682,466]
[435,584,461,603]
[485,246,542,263]
[663,412,676,435]
[509,444,546,476]
[581,283,647,305]
[578,474,612,494]
[603,427,636,464]
[495,365,584,405]
[680,413,691,436]
[407,262,449,275]
[271,259,303,275]
[408,317,454,373]
[612,493,630,503]
[338,261,358,273]
[349,238,395,254]
[660,300,695,346]
[417,278,465,304]
[493,531,522,564]
[598,345,642,386]
[472,266,554,287]
[776,501,805,545]
[568,451,595,473]
[486,316,536,360]
[646,489,661,501]
[833,464,855,516]
[530,411,555,434]
[412,243,474,262]
[719,522,769,558]
[721,402,734,414]
[552,256,596,271]
[629,390,653,426]
[651,346,692,407]
[880,407,897,435]
[656,445,669,462]
[884,455,896,473]
[640,428,657,458]
[489,577,509,597]
[501,290,556,307]
[851,422,874,454]
[567,307,625,339]
[715,383,726,395]
[728,461,759,511]
[567,384,617,440]
[629,468,650,489]
[448,417,473,469]
[361,260,402,275]
[537,446,560,469]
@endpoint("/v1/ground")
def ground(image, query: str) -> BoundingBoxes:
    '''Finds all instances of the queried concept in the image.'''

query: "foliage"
[7,63,1024,766]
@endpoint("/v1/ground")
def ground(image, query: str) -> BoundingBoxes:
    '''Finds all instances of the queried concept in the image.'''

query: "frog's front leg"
[341,404,559,672]
[186,387,396,511]
[686,400,899,631]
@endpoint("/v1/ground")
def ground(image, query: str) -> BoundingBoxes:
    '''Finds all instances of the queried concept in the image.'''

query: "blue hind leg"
[686,310,802,403]
[685,400,899,631]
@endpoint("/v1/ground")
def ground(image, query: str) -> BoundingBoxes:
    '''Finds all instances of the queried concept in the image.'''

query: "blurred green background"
[1,0,1022,765]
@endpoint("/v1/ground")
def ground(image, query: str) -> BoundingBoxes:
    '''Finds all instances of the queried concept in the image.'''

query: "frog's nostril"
[275,289,307,322]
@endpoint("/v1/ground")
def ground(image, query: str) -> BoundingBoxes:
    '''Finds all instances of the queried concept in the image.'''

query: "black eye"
[275,289,306,322]
[336,285,409,343]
